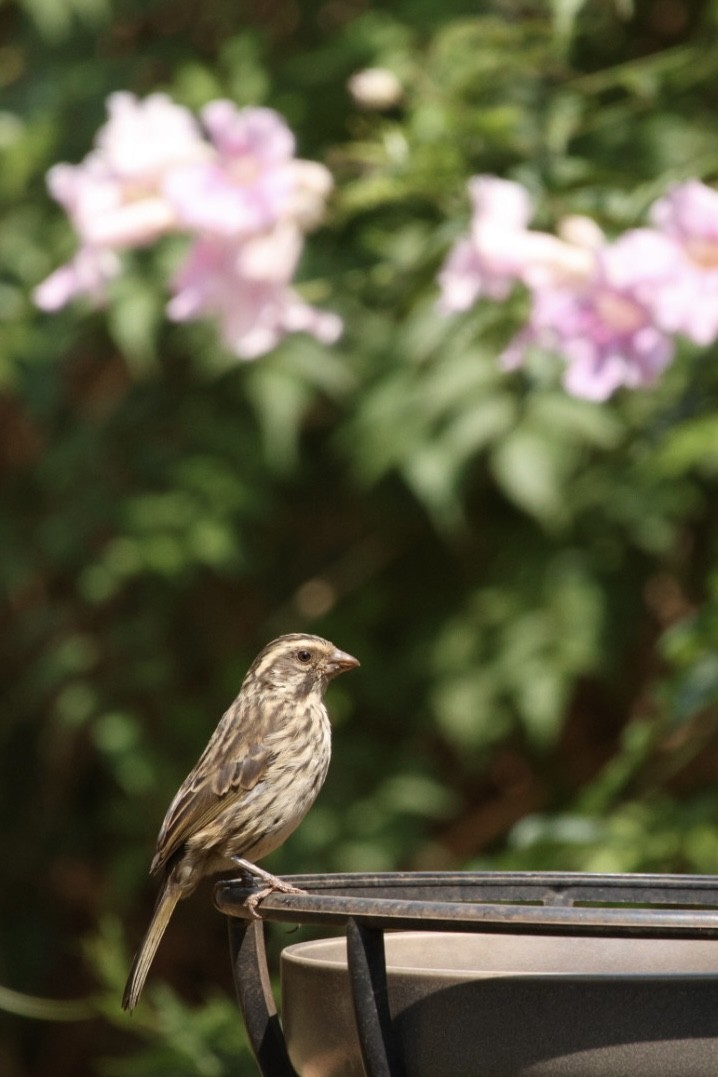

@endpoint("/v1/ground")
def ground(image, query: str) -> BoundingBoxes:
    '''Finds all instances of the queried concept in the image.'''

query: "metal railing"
[215,871,718,1077]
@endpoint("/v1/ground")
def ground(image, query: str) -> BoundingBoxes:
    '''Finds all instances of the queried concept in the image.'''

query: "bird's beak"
[326,648,360,677]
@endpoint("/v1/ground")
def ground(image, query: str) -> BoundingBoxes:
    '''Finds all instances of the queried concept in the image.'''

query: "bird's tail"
[122,878,181,1012]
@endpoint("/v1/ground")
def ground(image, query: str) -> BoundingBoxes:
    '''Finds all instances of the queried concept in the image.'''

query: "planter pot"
[281,930,718,1077]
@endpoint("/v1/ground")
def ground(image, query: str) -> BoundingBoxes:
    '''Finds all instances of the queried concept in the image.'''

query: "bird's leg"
[231,857,305,917]
[231,856,305,891]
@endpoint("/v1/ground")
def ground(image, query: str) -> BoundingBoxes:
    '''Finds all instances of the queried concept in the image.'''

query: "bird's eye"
[296,649,312,663]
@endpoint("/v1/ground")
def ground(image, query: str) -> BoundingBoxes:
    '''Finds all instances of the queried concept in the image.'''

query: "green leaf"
[652,415,718,477]
[491,428,570,524]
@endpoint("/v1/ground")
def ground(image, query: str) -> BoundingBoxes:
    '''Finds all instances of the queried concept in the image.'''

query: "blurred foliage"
[3,0,718,1073]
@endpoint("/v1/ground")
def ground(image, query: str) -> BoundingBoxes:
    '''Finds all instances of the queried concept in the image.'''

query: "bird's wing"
[150,739,275,876]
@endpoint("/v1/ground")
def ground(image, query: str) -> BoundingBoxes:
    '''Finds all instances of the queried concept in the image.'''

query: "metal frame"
[215,871,718,1076]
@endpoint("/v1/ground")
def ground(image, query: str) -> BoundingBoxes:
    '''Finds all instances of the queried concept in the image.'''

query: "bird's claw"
[245,879,306,918]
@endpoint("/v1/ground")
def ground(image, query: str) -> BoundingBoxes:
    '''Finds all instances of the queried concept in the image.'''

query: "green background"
[3,0,718,1072]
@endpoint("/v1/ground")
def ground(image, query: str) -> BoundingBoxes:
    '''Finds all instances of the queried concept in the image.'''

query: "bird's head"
[248,633,360,696]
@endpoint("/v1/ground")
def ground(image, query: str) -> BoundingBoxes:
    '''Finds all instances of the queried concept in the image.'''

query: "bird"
[121,632,359,1012]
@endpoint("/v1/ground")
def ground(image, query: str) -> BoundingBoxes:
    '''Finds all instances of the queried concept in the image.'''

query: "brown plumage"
[122,633,359,1012]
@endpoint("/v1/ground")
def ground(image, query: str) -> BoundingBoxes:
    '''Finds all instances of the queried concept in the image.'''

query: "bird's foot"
[231,857,305,918]
[244,881,305,918]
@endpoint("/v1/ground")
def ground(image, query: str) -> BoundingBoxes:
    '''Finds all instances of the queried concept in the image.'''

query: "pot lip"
[280,930,718,980]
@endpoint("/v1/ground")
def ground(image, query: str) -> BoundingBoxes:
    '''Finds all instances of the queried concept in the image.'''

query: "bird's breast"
[207,704,332,864]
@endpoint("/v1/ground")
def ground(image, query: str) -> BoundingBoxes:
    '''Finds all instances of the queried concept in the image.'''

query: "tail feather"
[122,880,181,1012]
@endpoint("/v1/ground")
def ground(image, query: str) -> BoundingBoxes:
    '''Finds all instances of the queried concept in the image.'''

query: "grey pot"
[280,930,718,1076]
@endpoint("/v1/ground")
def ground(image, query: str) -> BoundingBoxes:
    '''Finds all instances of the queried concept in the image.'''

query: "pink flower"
[168,231,342,359]
[437,174,718,398]
[651,180,718,261]
[502,230,676,400]
[438,177,531,308]
[161,103,339,356]
[50,93,206,249]
[165,104,294,236]
[165,102,333,238]
[34,247,120,311]
[649,181,718,345]
[438,177,596,311]
[45,159,179,250]
[36,92,340,359]
[35,93,207,306]
[97,92,208,182]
